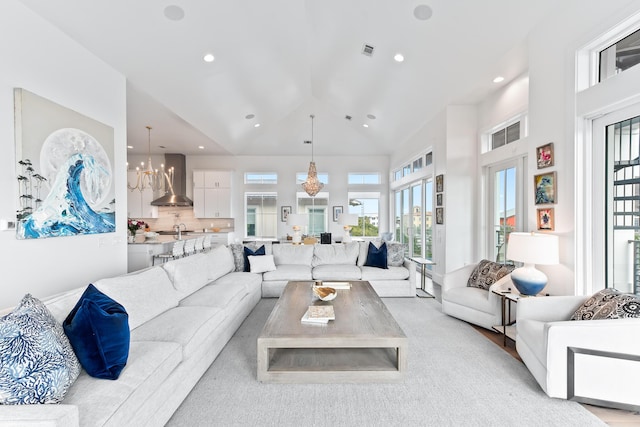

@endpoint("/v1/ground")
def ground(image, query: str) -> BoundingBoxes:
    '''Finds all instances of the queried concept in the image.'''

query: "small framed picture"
[536,143,554,169]
[534,172,557,205]
[436,207,444,225]
[281,206,291,222]
[537,208,554,231]
[436,174,444,193]
[332,206,343,222]
[436,193,443,207]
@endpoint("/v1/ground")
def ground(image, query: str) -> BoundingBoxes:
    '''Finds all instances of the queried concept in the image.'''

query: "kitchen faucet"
[174,223,186,240]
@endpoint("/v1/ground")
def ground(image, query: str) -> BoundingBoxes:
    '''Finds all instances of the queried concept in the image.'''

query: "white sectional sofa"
[258,241,416,298]
[0,245,262,427]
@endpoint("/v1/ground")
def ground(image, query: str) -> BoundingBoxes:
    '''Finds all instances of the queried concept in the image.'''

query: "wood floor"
[421,277,640,426]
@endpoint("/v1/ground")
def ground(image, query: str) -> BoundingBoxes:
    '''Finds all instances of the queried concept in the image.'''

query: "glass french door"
[488,159,524,262]
[394,178,433,260]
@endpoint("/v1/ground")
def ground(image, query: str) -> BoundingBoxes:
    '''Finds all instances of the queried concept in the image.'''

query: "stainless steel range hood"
[151,153,193,207]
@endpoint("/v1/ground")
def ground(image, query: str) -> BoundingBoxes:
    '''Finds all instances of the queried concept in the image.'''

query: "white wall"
[0,2,127,309]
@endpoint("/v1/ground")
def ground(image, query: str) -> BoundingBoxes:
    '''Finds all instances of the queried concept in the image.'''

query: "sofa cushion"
[570,288,640,320]
[63,340,181,427]
[63,284,130,380]
[364,242,388,269]
[272,244,314,265]
[263,264,312,281]
[180,281,248,310]
[243,245,265,272]
[0,294,80,404]
[162,253,211,298]
[467,259,514,291]
[94,266,180,330]
[357,241,405,267]
[443,286,493,315]
[312,242,359,267]
[248,254,277,273]
[361,265,410,281]
[204,245,236,282]
[213,271,263,295]
[312,265,361,280]
[130,306,225,360]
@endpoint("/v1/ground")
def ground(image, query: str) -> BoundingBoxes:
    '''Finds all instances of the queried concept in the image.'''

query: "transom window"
[244,172,277,184]
[348,173,381,185]
[599,27,640,82]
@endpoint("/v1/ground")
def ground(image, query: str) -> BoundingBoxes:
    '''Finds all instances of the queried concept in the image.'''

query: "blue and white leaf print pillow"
[0,294,80,404]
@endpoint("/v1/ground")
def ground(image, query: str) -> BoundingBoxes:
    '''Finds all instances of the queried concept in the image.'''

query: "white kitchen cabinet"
[193,170,232,218]
[127,171,158,219]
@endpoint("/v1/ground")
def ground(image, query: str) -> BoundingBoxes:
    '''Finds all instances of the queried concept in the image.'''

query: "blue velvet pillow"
[365,242,388,269]
[63,284,130,380]
[243,245,265,272]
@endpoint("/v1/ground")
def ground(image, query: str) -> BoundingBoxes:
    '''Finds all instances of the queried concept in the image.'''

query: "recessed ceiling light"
[363,124,369,128]
[198,146,205,150]
[164,5,185,21]
[127,145,134,149]
[394,53,405,63]
[254,123,261,128]
[203,53,215,63]
[493,76,505,83]
[414,5,433,21]
[245,114,255,120]
[367,114,376,120]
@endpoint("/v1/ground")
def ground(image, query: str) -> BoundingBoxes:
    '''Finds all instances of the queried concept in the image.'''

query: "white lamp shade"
[337,213,359,226]
[506,232,559,265]
[286,213,308,227]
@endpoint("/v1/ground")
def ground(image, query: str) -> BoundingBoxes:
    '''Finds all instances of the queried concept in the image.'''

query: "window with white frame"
[599,27,640,82]
[483,114,528,153]
[347,193,380,237]
[244,172,277,184]
[295,192,328,236]
[245,192,277,238]
[348,173,381,185]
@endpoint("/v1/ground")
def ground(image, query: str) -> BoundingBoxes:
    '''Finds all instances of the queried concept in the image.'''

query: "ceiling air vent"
[362,44,375,57]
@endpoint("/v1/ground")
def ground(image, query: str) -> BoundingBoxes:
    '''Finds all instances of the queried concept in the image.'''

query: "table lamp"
[286,214,307,244]
[338,213,359,243]
[506,232,559,295]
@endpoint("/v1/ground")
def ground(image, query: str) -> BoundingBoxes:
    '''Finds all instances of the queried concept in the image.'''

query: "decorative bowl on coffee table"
[313,286,337,301]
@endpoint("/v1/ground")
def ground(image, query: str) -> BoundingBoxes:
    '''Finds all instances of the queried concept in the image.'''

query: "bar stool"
[202,234,213,252]
[195,236,205,253]
[183,238,197,256]
[153,239,185,265]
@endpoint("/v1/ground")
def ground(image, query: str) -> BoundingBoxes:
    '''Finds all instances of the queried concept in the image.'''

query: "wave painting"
[17,128,115,239]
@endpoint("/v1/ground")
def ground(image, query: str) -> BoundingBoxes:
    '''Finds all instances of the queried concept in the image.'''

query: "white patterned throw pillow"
[0,294,80,404]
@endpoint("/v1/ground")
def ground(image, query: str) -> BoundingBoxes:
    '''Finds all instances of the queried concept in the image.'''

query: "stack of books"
[301,305,335,324]
[316,281,351,290]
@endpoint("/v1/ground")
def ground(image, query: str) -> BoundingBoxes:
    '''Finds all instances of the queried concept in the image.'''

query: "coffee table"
[257,280,407,383]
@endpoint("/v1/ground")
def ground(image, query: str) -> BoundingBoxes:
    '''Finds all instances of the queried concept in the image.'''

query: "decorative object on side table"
[127,218,145,243]
[286,213,307,244]
[337,213,358,242]
[506,232,559,295]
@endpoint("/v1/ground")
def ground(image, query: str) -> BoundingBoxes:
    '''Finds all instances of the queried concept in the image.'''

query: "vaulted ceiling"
[20,1,557,156]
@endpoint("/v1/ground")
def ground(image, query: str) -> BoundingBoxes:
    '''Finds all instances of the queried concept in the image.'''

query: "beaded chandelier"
[302,114,323,197]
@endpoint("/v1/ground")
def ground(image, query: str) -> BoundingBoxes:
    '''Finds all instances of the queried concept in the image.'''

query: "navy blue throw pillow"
[365,242,388,269]
[243,245,265,272]
[63,284,130,380]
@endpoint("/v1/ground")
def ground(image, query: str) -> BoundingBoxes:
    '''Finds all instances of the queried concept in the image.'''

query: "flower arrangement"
[127,218,146,237]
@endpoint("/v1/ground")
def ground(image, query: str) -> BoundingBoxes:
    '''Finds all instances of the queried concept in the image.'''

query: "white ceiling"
[20,0,557,156]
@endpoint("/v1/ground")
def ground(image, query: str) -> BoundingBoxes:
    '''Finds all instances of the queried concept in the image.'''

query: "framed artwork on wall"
[537,208,554,231]
[436,207,444,224]
[436,174,444,192]
[281,206,291,222]
[534,171,557,205]
[332,206,343,222]
[436,193,443,207]
[536,143,554,169]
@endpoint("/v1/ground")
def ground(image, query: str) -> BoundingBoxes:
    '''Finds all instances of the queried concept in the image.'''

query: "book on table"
[301,305,335,324]
[315,281,351,290]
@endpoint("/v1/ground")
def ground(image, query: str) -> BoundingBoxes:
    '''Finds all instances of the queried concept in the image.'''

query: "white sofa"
[516,295,640,409]
[0,245,262,427]
[441,263,513,330]
[258,242,416,298]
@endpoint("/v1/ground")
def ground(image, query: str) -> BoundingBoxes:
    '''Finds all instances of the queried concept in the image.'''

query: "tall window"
[245,193,277,238]
[606,114,640,294]
[296,192,328,236]
[424,179,433,260]
[487,158,524,262]
[347,193,380,237]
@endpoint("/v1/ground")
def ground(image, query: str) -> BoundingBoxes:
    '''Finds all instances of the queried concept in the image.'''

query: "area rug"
[167,297,605,426]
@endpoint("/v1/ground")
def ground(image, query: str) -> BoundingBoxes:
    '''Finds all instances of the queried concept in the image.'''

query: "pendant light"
[302,114,323,197]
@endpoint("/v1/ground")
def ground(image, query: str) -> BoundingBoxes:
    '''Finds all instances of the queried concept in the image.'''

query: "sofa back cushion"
[570,288,640,320]
[272,244,314,265]
[94,267,179,330]
[205,245,236,281]
[466,259,514,291]
[312,242,359,267]
[357,241,405,267]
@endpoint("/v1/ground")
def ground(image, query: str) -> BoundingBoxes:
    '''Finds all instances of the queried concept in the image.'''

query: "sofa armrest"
[517,295,587,323]
[0,404,79,427]
[544,318,640,399]
[403,259,416,287]
[441,264,476,293]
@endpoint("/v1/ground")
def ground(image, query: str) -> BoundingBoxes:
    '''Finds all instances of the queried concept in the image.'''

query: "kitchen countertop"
[128,231,232,245]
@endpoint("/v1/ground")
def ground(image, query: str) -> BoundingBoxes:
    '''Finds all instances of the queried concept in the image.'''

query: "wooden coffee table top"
[259,280,406,345]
